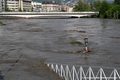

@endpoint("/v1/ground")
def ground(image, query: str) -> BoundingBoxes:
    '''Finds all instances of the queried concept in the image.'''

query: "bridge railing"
[0,12,99,15]
[47,64,120,80]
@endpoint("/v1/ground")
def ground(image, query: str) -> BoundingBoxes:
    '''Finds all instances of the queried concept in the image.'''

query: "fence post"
[89,67,92,80]
[51,64,55,71]
[55,64,58,73]
[80,67,83,80]
[114,69,120,79]
[114,69,117,80]
[79,67,87,80]
[66,65,69,80]
[100,68,103,80]
[47,64,50,67]
[72,66,75,80]
[60,65,63,77]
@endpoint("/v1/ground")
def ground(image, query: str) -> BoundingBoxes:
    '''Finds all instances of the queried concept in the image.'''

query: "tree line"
[73,0,120,19]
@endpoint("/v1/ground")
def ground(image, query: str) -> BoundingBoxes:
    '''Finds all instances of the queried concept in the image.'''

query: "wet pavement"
[0,18,120,80]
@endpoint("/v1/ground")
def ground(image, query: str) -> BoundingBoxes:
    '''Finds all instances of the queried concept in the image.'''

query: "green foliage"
[93,0,120,19]
[106,5,120,18]
[74,0,120,19]
[73,0,92,11]
[93,0,102,11]
[98,0,110,18]
[114,0,120,4]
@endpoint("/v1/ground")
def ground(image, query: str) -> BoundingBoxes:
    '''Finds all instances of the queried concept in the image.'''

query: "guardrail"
[47,64,120,80]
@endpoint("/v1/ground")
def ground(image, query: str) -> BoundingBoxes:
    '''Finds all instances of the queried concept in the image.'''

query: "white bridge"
[0,12,99,18]
[47,64,120,80]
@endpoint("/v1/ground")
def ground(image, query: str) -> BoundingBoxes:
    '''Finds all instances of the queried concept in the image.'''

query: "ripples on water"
[0,18,120,67]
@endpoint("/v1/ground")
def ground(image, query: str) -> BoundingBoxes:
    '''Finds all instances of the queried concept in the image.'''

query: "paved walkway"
[0,54,62,80]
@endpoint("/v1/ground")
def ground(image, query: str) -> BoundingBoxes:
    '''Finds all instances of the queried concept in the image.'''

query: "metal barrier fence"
[47,64,120,80]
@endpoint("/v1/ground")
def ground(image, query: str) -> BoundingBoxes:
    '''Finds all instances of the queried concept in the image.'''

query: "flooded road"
[0,18,120,79]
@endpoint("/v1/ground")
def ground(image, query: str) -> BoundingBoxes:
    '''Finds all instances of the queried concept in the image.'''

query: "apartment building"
[32,2,42,12]
[2,0,32,12]
[0,0,2,12]
[6,0,19,11]
[22,0,32,11]
[41,1,61,12]
[61,5,73,12]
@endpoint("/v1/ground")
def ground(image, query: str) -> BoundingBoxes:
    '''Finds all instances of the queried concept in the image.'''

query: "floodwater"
[0,18,120,79]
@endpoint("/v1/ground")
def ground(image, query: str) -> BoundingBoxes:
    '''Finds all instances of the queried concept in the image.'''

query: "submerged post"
[83,38,91,53]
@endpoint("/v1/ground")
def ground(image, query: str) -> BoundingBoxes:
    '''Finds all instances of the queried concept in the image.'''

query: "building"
[21,0,32,12]
[61,5,73,12]
[67,6,73,12]
[41,1,61,12]
[6,0,19,11]
[31,2,42,12]
[0,2,1,12]
[2,0,32,12]
[1,0,6,11]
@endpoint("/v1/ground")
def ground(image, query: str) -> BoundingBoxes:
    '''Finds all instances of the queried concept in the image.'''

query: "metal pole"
[84,38,89,52]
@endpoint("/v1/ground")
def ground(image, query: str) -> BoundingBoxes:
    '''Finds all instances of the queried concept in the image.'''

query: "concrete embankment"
[0,56,63,80]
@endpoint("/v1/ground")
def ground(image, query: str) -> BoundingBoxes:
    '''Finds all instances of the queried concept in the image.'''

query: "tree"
[73,0,92,11]
[106,5,120,18]
[93,0,102,11]
[98,0,110,18]
[114,0,120,4]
